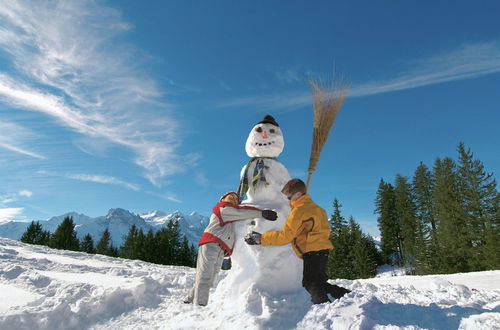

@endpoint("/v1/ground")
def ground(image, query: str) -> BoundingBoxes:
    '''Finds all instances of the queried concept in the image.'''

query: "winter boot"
[327,284,351,299]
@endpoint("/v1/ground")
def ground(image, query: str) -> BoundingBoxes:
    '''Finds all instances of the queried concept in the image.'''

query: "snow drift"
[0,238,498,329]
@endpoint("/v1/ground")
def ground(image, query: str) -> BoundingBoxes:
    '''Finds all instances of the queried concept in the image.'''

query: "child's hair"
[281,178,307,196]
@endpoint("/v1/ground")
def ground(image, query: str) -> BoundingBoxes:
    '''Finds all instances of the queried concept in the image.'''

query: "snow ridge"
[0,238,499,329]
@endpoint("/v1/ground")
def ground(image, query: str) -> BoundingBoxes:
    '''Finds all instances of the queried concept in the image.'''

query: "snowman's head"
[245,115,284,158]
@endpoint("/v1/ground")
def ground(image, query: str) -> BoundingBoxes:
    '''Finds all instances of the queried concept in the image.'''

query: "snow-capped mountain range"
[0,208,209,248]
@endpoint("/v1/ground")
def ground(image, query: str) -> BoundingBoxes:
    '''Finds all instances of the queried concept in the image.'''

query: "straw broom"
[306,77,350,192]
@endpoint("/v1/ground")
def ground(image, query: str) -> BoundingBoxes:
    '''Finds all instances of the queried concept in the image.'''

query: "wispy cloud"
[220,42,500,110]
[351,42,500,97]
[274,68,302,85]
[19,190,33,197]
[194,172,210,187]
[0,120,47,160]
[160,192,182,203]
[219,93,310,112]
[1,190,34,205]
[0,141,47,160]
[38,170,140,191]
[0,207,25,221]
[0,0,191,186]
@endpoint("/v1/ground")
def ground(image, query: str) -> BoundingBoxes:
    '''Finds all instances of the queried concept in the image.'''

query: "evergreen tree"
[328,200,353,279]
[178,235,195,267]
[120,224,139,260]
[135,229,146,261]
[48,216,80,251]
[456,142,500,270]
[375,179,402,264]
[108,245,119,257]
[330,198,347,237]
[412,162,437,273]
[155,227,171,265]
[433,157,470,273]
[20,221,50,246]
[165,218,181,264]
[95,228,116,256]
[80,233,95,254]
[328,215,380,280]
[144,229,157,263]
[394,174,418,267]
[349,217,378,279]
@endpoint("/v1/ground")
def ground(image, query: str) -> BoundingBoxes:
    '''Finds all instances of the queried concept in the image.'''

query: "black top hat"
[258,115,279,127]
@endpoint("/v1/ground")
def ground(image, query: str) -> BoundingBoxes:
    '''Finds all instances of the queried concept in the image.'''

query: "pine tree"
[412,162,437,273]
[144,229,157,263]
[328,223,355,279]
[166,218,181,265]
[375,179,402,264]
[433,157,470,273]
[328,214,381,280]
[328,200,353,279]
[456,142,500,270]
[394,174,418,267]
[80,233,95,254]
[20,221,50,246]
[330,198,347,237]
[95,228,116,256]
[135,229,146,261]
[48,216,80,251]
[178,235,195,267]
[349,217,378,278]
[120,224,139,260]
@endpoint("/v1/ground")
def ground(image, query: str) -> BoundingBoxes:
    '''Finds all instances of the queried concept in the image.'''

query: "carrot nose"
[262,130,268,138]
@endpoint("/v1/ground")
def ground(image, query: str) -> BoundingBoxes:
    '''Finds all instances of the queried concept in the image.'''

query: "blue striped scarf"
[237,157,275,201]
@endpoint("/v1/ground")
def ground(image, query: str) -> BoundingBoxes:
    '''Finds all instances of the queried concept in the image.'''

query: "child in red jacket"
[184,191,277,306]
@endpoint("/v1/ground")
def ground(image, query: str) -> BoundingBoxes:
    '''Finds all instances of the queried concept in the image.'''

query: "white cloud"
[274,68,302,84]
[219,92,310,112]
[350,42,500,97]
[161,192,182,203]
[0,141,47,160]
[220,41,500,110]
[194,172,210,187]
[0,207,25,221]
[0,120,47,160]
[19,190,33,197]
[1,190,33,205]
[38,170,140,191]
[0,0,191,186]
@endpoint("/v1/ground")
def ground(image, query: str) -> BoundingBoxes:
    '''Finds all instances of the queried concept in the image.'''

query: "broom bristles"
[306,77,350,191]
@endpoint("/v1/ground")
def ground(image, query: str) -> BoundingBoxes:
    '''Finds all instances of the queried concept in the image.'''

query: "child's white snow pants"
[186,242,225,305]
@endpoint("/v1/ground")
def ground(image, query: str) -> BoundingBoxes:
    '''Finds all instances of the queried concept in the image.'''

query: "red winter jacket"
[198,202,262,256]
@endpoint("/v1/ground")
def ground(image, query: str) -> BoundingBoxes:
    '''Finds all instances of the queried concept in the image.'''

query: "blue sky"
[0,1,499,236]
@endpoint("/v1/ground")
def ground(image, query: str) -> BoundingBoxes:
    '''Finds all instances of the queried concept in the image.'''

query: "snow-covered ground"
[0,237,498,330]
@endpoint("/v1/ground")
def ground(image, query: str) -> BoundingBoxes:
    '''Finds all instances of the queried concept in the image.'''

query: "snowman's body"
[215,116,303,301]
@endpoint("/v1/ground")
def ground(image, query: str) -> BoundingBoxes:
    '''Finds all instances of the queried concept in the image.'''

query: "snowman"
[215,115,303,303]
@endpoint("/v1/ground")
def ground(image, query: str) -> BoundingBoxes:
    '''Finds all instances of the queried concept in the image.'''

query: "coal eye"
[256,127,263,133]
[270,129,275,134]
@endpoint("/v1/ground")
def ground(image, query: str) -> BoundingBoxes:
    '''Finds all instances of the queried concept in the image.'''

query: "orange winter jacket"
[261,194,333,258]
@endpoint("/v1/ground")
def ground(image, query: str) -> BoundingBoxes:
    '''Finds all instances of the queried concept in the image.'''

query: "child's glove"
[261,210,277,221]
[244,231,262,245]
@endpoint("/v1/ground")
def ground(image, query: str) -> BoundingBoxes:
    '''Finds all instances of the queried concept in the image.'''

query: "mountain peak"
[106,208,136,219]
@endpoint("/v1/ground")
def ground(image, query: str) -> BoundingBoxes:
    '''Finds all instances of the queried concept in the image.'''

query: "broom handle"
[306,170,314,192]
